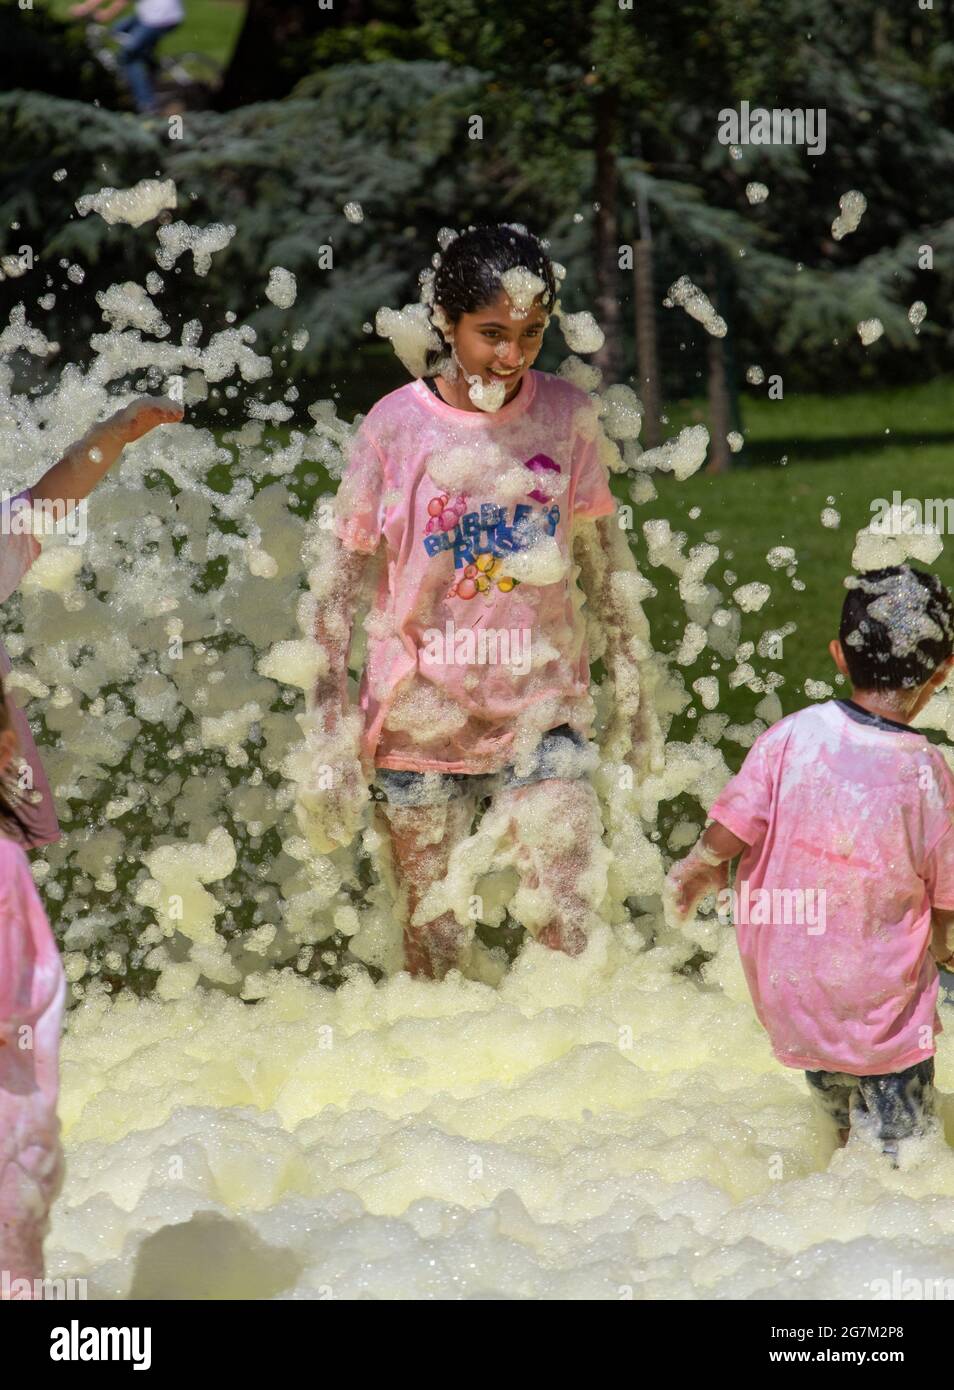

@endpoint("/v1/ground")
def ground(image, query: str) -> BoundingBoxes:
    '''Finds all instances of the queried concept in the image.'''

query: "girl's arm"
[294,532,373,853]
[29,396,183,515]
[572,513,664,769]
[309,537,371,732]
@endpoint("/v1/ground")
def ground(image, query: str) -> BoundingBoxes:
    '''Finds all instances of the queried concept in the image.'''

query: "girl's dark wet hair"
[422,223,558,375]
[839,564,954,691]
[0,676,33,844]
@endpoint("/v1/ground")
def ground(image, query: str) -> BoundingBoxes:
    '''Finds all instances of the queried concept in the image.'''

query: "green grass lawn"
[48,0,245,67]
[634,374,954,772]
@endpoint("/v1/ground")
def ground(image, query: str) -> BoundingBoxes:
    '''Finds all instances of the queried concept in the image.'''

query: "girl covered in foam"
[300,223,647,979]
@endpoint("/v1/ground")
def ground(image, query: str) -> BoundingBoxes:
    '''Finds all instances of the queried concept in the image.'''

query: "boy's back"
[709,698,954,1075]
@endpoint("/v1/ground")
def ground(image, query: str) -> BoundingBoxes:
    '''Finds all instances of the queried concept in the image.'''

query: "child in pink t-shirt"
[0,675,67,1296]
[667,565,954,1163]
[305,224,634,979]
[1,395,182,853]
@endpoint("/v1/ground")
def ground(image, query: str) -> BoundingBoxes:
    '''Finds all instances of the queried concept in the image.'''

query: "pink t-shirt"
[0,835,66,1259]
[0,489,60,851]
[708,699,954,1076]
[333,371,617,773]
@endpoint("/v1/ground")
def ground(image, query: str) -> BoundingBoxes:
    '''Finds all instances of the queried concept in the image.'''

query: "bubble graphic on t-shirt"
[424,492,468,535]
[447,553,517,600]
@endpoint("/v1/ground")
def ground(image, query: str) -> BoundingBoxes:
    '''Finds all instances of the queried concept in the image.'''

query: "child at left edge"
[0,396,184,853]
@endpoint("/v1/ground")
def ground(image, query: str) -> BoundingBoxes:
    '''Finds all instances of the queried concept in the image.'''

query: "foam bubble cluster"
[665,277,727,339]
[831,189,867,241]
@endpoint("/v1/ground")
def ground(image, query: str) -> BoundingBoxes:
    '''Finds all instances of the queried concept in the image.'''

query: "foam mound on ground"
[50,926,954,1300]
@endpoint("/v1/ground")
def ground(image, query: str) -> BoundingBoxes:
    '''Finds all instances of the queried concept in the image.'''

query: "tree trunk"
[872,6,892,59]
[633,176,661,448]
[592,88,623,384]
[706,332,732,474]
[704,262,731,474]
[217,0,367,109]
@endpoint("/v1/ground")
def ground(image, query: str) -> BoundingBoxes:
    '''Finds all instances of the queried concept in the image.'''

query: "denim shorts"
[373,723,599,808]
[805,1058,935,1159]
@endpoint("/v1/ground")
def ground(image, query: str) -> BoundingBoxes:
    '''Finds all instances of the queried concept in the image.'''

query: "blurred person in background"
[70,0,185,115]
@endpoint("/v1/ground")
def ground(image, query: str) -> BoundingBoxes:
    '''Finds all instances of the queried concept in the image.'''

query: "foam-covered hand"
[664,844,729,921]
[290,707,369,855]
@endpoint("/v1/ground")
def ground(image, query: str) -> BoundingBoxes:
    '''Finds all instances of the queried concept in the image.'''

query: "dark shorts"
[805,1058,936,1159]
[373,723,599,809]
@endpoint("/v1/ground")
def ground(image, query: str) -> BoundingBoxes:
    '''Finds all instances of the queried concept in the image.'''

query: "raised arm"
[30,397,183,515]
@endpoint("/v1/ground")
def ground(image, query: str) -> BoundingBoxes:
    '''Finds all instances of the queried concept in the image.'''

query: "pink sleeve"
[707,735,773,847]
[333,420,386,555]
[920,756,954,908]
[0,489,41,605]
[925,824,954,910]
[572,431,616,520]
[0,845,62,1042]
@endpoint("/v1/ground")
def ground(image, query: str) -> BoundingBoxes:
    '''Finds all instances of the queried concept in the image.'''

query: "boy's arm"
[30,396,183,515]
[931,906,954,966]
[698,821,749,861]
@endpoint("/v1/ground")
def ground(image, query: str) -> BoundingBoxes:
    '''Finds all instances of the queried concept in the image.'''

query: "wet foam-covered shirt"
[708,699,954,1076]
[0,490,60,850]
[0,834,66,1243]
[333,370,617,773]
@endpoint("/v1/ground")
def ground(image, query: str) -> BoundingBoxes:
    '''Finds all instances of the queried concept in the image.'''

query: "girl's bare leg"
[0,1167,50,1297]
[380,794,479,980]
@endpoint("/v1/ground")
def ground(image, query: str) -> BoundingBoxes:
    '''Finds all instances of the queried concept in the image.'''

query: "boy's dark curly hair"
[840,564,954,690]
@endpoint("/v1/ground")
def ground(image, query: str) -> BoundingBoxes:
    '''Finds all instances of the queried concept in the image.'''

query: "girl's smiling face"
[441,288,549,399]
